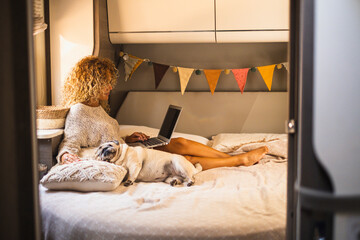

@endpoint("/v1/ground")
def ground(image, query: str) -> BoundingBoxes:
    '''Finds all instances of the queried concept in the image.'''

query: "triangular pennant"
[203,69,222,95]
[124,55,144,82]
[282,62,289,71]
[177,67,194,95]
[257,65,276,91]
[153,63,169,89]
[232,68,249,94]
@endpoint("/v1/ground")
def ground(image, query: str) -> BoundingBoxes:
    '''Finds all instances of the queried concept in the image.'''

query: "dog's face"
[95,140,121,163]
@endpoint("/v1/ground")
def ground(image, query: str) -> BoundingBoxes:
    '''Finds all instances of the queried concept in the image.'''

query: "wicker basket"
[36,105,70,119]
[36,105,70,129]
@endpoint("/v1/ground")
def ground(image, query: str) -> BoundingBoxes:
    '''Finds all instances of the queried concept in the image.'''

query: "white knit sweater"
[57,103,125,162]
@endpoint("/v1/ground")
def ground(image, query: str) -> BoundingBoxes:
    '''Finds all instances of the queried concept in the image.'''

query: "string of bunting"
[119,51,288,95]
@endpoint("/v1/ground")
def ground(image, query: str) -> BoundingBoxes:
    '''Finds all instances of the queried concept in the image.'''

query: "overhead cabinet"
[216,0,289,42]
[107,0,215,43]
[107,0,289,43]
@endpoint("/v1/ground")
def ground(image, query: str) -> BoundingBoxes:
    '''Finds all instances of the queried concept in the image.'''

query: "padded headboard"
[115,91,288,138]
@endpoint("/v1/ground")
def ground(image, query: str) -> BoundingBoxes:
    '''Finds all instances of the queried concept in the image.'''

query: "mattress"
[39,128,287,240]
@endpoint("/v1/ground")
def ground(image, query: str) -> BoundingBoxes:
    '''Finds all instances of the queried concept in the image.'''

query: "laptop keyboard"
[142,138,165,147]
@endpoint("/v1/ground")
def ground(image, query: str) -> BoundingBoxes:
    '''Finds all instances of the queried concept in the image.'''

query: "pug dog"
[95,140,202,187]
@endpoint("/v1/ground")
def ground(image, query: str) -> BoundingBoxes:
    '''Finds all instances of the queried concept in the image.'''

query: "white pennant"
[177,67,194,95]
[124,55,143,82]
[282,62,289,71]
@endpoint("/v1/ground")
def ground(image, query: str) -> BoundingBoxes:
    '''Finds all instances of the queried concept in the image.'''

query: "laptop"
[128,105,182,148]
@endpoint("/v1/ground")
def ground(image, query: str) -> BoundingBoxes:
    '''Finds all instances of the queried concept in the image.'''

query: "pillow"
[211,133,287,153]
[238,139,288,158]
[40,160,127,192]
[118,124,210,145]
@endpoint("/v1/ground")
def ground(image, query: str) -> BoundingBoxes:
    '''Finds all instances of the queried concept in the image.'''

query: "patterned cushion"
[40,160,126,192]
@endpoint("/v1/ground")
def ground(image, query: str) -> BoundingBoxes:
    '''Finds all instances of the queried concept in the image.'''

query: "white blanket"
[40,161,286,240]
[40,131,288,240]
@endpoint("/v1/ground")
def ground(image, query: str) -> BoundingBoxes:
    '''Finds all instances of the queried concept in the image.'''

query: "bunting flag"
[177,67,194,95]
[124,55,144,82]
[153,63,169,89]
[257,64,276,91]
[120,51,286,95]
[282,62,289,71]
[232,68,249,94]
[203,69,222,95]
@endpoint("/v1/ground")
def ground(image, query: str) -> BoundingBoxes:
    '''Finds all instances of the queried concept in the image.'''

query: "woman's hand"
[124,132,150,143]
[61,153,82,164]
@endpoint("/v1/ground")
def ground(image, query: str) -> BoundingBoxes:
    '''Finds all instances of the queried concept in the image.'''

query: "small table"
[37,129,64,178]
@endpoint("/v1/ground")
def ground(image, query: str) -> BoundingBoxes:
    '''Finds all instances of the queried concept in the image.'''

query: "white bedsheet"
[40,159,287,240]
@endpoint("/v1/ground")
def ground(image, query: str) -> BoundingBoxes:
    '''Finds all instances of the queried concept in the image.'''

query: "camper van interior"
[1,0,359,240]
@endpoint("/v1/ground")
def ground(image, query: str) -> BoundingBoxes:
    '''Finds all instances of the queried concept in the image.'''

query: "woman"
[58,56,268,170]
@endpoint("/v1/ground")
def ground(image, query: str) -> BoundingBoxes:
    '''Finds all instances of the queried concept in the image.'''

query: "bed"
[39,92,288,240]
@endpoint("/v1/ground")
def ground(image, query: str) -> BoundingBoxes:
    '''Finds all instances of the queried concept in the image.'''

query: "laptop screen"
[158,106,182,139]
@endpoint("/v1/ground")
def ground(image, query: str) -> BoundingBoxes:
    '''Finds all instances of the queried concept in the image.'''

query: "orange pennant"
[257,65,276,91]
[232,68,249,94]
[203,69,222,95]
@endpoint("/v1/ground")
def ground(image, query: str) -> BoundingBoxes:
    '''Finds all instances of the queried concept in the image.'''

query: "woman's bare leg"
[155,137,230,158]
[184,146,269,170]
[155,137,269,170]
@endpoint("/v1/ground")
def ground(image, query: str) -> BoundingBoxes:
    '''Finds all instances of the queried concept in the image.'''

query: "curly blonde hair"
[62,56,118,112]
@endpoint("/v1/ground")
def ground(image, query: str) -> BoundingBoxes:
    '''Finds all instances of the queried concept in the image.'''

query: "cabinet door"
[216,0,289,31]
[108,0,214,32]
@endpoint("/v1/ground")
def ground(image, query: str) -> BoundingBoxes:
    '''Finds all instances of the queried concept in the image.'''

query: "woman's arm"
[56,106,85,163]
[57,136,82,163]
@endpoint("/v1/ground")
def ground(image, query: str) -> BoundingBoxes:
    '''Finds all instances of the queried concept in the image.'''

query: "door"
[292,0,360,239]
[285,0,300,238]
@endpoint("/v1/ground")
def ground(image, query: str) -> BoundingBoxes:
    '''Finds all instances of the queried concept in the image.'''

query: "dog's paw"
[170,179,181,186]
[186,181,194,187]
[123,180,133,187]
